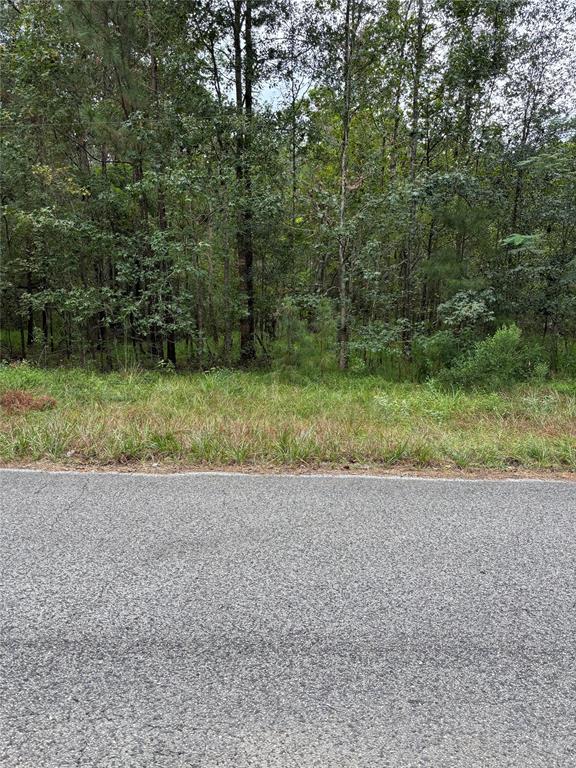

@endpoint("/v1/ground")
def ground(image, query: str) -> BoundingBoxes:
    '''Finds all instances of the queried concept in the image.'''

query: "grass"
[0,363,575,473]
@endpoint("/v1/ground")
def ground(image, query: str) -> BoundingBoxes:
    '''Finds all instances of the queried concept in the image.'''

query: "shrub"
[553,340,576,377]
[413,330,467,377]
[437,289,495,331]
[271,297,337,374]
[438,324,548,390]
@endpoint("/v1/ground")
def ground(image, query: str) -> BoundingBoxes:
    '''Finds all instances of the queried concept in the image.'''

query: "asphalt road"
[1,470,575,767]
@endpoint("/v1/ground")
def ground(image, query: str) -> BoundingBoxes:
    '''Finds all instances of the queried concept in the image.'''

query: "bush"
[436,289,495,331]
[271,298,336,375]
[413,330,470,377]
[438,324,548,390]
[553,340,576,377]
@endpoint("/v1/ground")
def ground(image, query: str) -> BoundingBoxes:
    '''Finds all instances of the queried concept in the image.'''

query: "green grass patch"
[0,363,574,472]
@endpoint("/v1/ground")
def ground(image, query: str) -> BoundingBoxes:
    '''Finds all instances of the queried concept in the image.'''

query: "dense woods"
[1,0,575,380]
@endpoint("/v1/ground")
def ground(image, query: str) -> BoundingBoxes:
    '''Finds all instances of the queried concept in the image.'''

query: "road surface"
[1,469,575,767]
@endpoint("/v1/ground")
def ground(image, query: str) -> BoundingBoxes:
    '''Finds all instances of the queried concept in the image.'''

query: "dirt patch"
[0,390,56,414]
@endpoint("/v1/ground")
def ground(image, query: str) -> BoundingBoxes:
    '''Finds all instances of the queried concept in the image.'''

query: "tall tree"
[1,0,574,374]
[233,0,257,363]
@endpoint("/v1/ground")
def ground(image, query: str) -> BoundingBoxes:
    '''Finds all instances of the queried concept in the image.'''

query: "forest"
[1,0,575,384]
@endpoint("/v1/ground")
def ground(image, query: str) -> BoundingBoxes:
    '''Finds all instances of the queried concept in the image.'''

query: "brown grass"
[0,389,56,414]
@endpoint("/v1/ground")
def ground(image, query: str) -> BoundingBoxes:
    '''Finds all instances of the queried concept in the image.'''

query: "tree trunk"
[338,0,355,371]
[388,2,411,180]
[219,252,230,363]
[19,315,25,358]
[233,0,256,364]
[401,0,425,356]
[167,329,176,366]
[26,270,34,346]
[41,307,48,345]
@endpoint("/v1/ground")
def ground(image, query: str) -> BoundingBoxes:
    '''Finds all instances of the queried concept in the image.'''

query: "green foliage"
[413,330,464,377]
[437,290,495,331]
[0,0,574,380]
[272,299,310,370]
[500,233,543,255]
[439,325,549,390]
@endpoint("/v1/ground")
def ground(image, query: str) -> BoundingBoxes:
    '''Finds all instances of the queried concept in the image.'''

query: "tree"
[1,0,574,376]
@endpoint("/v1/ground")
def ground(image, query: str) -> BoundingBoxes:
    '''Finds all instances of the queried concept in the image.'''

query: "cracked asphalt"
[1,469,575,767]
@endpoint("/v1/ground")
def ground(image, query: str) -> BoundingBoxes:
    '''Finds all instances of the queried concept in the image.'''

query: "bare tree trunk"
[233,0,256,365]
[166,329,176,366]
[193,247,204,367]
[288,16,298,254]
[14,309,23,356]
[388,1,411,180]
[401,0,425,356]
[338,0,355,371]
[41,306,48,345]
[26,270,34,346]
[223,253,232,363]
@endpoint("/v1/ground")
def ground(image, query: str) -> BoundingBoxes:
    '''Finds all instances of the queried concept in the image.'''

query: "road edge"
[1,463,575,483]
